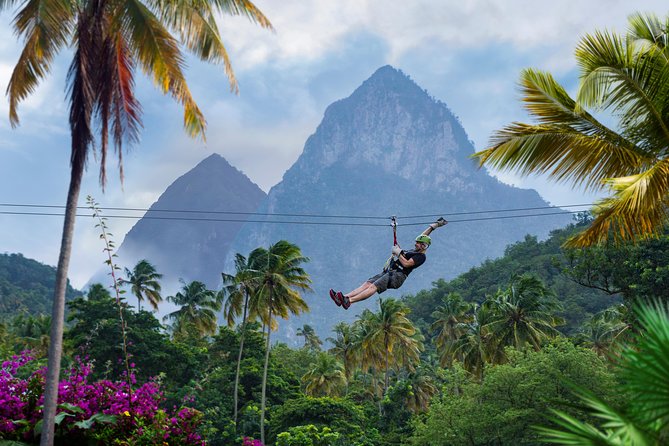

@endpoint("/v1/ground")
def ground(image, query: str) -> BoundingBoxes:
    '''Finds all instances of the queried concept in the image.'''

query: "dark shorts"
[367,271,407,294]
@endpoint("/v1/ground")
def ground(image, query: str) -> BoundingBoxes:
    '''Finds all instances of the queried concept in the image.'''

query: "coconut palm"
[451,304,496,380]
[297,324,322,351]
[397,366,439,414]
[475,12,669,247]
[249,240,311,444]
[221,252,261,425]
[353,310,386,377]
[360,298,422,392]
[123,259,163,311]
[483,274,563,356]
[581,304,631,356]
[164,280,222,338]
[1,0,272,440]
[302,352,346,397]
[327,322,358,388]
[430,292,472,367]
[537,300,669,445]
[10,314,52,356]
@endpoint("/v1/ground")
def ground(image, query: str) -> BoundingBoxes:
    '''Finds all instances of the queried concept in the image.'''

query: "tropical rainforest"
[2,216,669,445]
[4,9,669,446]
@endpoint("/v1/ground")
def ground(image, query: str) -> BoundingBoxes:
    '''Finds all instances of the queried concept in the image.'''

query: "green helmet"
[415,234,432,246]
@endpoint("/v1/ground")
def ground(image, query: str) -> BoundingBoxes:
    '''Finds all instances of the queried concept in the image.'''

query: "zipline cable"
[0,209,584,227]
[0,202,596,221]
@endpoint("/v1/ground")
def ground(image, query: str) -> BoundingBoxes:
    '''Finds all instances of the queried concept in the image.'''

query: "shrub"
[0,351,206,445]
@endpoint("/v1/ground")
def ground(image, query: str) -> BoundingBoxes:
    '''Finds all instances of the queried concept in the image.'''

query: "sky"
[1,0,667,289]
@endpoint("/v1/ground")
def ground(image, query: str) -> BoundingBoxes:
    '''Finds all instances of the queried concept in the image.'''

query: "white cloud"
[220,0,667,70]
[2,1,667,287]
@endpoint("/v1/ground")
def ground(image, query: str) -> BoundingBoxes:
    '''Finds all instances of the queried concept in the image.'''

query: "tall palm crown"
[475,12,669,247]
[452,303,499,380]
[483,274,563,353]
[430,292,472,367]
[249,241,312,324]
[248,240,311,444]
[296,324,322,351]
[221,253,260,327]
[165,280,222,337]
[360,298,422,392]
[2,0,271,442]
[123,259,163,311]
[302,352,346,397]
[327,321,358,383]
[220,252,261,426]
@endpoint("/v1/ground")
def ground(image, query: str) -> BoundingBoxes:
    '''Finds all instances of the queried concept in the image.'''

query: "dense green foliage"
[5,214,669,445]
[0,253,81,319]
[404,221,626,334]
[410,341,619,445]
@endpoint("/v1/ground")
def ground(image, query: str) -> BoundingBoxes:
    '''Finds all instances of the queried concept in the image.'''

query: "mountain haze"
[116,154,266,287]
[227,65,572,341]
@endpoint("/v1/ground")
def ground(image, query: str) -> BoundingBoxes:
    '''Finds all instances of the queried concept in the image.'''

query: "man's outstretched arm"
[422,217,447,236]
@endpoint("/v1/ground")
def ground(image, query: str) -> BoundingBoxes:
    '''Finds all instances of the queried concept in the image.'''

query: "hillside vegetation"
[0,253,81,320]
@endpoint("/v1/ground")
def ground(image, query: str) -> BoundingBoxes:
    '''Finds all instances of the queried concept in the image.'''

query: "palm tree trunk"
[233,293,249,425]
[260,291,273,445]
[41,167,83,446]
[384,337,390,392]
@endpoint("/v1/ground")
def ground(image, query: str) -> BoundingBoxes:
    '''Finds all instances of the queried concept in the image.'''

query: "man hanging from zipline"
[330,217,447,309]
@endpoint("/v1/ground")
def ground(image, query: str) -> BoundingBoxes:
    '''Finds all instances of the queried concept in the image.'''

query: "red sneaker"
[330,289,342,306]
[338,292,351,309]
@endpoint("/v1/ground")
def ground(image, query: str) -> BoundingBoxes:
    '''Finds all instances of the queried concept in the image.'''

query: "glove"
[430,217,447,229]
[392,245,402,256]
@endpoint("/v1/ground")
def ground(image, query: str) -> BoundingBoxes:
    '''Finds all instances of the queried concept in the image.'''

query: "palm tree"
[327,322,358,388]
[580,304,631,356]
[296,324,322,351]
[398,366,439,414]
[483,274,563,356]
[123,259,163,311]
[451,304,496,380]
[164,280,222,338]
[1,0,272,440]
[361,298,422,392]
[221,253,260,426]
[302,352,346,397]
[430,292,472,367]
[10,314,52,357]
[249,240,311,444]
[537,300,669,445]
[474,12,669,247]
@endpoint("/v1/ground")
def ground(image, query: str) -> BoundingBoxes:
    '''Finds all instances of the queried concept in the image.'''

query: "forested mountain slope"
[403,220,625,334]
[0,253,81,320]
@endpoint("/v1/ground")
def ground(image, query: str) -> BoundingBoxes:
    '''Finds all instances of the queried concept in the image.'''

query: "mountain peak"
[352,65,426,100]
[288,66,473,192]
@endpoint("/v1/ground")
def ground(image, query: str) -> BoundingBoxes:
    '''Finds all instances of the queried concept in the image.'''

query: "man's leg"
[348,284,378,304]
[346,281,374,299]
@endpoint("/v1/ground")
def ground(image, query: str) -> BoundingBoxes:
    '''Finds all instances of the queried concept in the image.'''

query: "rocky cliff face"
[227,66,571,343]
[116,154,266,288]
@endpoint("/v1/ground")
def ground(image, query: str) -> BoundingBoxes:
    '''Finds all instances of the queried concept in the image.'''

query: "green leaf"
[54,412,75,425]
[58,402,84,413]
[73,413,118,430]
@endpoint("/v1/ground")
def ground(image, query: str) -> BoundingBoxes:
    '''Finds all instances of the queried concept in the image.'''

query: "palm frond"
[566,161,669,246]
[149,0,240,92]
[575,30,669,148]
[476,69,645,192]
[119,0,206,138]
[627,12,669,53]
[7,0,73,126]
